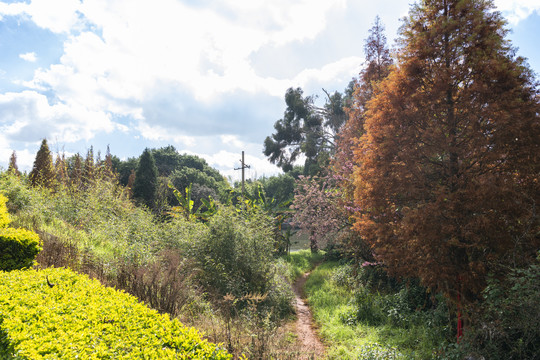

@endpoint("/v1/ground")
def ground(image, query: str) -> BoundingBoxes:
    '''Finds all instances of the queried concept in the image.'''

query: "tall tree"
[55,153,68,186]
[69,153,83,189]
[353,0,540,304]
[263,87,347,175]
[7,151,20,176]
[83,146,95,185]
[133,148,158,209]
[29,139,56,189]
[334,16,393,208]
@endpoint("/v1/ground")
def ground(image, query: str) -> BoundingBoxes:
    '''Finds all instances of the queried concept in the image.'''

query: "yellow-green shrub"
[0,267,231,359]
[0,193,10,228]
[0,227,42,271]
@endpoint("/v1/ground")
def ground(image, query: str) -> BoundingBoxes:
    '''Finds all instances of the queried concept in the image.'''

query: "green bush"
[446,259,540,360]
[193,207,293,316]
[0,267,231,359]
[0,228,42,272]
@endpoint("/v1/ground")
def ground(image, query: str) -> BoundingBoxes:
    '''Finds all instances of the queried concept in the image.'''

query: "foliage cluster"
[0,267,231,359]
[192,206,294,319]
[0,193,41,272]
[445,257,540,360]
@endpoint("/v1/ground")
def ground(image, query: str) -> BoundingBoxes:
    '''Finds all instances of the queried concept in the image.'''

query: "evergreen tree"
[29,139,56,189]
[7,151,20,176]
[83,146,95,185]
[55,153,68,186]
[69,153,83,189]
[133,148,158,209]
[353,0,540,303]
[98,145,117,182]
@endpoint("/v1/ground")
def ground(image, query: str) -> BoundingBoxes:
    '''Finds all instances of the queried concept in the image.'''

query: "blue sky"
[1,0,539,182]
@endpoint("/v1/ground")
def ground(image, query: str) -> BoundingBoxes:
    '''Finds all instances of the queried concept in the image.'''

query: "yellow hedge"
[0,267,231,359]
[0,193,10,228]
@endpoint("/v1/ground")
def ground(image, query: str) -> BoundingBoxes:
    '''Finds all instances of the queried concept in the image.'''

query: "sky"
[1,0,539,182]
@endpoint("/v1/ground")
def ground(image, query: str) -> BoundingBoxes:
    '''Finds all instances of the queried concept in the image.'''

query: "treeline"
[9,142,300,218]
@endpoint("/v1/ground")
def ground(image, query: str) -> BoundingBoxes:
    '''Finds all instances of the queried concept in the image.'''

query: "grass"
[304,261,452,360]
[280,249,325,281]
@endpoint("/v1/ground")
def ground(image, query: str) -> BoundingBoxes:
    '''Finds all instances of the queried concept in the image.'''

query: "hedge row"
[0,267,231,359]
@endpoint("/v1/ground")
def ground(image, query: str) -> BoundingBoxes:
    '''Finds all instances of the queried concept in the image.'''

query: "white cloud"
[0,91,114,143]
[134,121,197,147]
[220,135,245,149]
[0,0,84,33]
[19,52,37,62]
[494,0,540,24]
[200,149,281,181]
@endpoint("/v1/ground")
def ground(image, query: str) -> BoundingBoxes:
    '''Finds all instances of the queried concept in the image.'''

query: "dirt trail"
[293,271,325,359]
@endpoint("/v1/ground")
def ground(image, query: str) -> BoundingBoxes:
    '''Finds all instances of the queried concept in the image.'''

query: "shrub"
[0,268,231,359]
[0,193,10,228]
[448,259,540,360]
[0,227,42,271]
[192,206,294,318]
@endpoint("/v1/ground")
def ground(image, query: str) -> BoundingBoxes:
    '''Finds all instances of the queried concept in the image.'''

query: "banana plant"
[168,183,217,222]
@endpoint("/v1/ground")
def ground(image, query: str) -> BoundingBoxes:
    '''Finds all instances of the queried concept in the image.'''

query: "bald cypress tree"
[353,0,540,303]
[29,139,56,189]
[133,148,158,209]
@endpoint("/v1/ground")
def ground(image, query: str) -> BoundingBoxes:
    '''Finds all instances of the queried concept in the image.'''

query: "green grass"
[280,249,325,281]
[304,261,451,359]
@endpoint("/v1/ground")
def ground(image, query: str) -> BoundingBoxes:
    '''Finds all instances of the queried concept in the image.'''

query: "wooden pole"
[234,151,250,196]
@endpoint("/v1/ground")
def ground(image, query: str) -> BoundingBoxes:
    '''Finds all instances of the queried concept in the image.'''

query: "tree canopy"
[133,148,158,209]
[263,87,348,175]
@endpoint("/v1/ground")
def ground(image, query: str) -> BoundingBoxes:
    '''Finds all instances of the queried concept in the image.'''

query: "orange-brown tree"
[353,0,540,303]
[332,16,393,259]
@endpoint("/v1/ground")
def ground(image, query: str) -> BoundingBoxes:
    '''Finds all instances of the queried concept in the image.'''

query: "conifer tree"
[332,16,393,255]
[29,139,56,189]
[7,151,20,176]
[83,146,95,185]
[133,148,158,209]
[55,153,68,186]
[100,145,117,182]
[69,153,83,189]
[353,0,540,303]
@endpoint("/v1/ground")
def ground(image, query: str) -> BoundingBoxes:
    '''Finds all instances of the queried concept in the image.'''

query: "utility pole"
[234,151,250,195]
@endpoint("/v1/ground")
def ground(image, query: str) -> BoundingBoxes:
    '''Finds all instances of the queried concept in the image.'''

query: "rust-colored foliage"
[335,16,393,190]
[353,0,540,303]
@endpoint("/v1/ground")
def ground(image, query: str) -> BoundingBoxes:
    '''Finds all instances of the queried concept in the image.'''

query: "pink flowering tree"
[291,175,348,253]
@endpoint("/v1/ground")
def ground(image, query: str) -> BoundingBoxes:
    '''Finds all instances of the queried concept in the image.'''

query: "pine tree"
[7,151,20,176]
[133,148,158,209]
[69,153,83,189]
[29,139,56,189]
[99,145,117,182]
[55,153,68,186]
[82,146,95,187]
[353,0,540,303]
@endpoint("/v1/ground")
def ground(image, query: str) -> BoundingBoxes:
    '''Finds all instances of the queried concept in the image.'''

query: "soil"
[293,271,325,359]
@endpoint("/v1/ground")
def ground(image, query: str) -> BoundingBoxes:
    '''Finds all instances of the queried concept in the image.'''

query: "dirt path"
[293,271,325,359]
